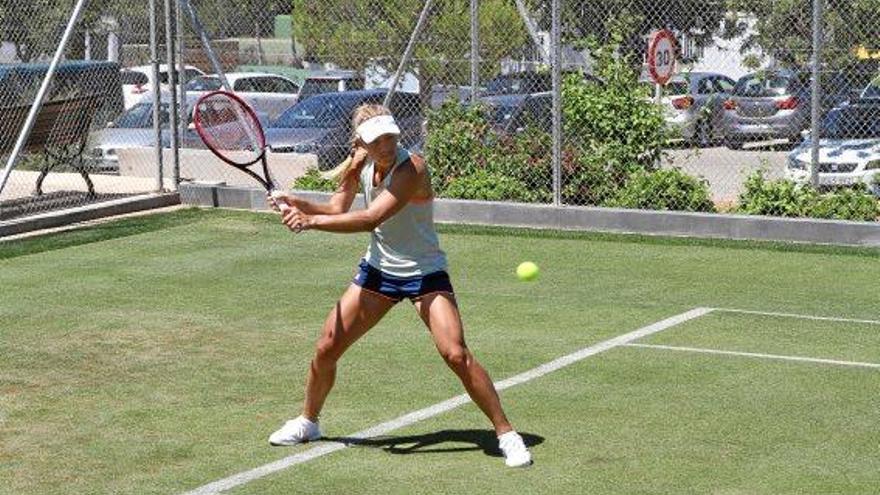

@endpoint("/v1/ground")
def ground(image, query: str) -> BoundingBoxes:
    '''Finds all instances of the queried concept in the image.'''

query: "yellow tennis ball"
[516,261,539,281]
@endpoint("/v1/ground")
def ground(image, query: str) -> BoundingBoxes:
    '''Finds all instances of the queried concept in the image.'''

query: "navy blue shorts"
[352,259,454,303]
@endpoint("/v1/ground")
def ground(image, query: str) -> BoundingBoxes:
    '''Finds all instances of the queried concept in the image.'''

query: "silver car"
[722,70,811,149]
[643,72,735,147]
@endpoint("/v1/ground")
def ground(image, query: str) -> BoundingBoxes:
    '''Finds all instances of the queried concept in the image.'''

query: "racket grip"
[269,190,291,213]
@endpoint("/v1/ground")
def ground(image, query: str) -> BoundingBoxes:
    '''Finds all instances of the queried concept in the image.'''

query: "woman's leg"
[302,284,397,420]
[412,292,513,436]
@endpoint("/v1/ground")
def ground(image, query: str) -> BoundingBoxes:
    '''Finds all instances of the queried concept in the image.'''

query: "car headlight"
[866,159,880,170]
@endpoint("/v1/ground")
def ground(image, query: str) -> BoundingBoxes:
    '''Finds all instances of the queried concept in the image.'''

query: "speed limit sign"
[647,29,677,85]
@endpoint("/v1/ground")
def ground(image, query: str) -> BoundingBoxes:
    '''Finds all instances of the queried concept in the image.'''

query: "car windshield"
[185,77,222,91]
[823,105,880,139]
[298,80,342,101]
[273,95,366,129]
[158,68,202,84]
[114,103,156,128]
[734,74,798,97]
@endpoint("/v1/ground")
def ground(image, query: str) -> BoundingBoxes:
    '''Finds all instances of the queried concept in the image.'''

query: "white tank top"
[359,147,448,277]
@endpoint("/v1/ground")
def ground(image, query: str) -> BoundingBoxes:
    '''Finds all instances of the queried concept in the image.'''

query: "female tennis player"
[266,103,532,467]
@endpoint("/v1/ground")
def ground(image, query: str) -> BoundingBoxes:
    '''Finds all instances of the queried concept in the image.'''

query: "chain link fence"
[1,0,878,229]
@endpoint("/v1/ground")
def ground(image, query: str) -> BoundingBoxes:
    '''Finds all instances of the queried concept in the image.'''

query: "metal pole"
[809,0,824,189]
[550,0,561,205]
[178,0,232,91]
[384,0,434,107]
[149,0,164,192]
[176,0,188,149]
[513,0,549,65]
[470,0,479,104]
[0,0,90,197]
[164,0,180,189]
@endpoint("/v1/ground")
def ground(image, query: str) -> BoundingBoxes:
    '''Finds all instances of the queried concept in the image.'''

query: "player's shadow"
[325,429,544,458]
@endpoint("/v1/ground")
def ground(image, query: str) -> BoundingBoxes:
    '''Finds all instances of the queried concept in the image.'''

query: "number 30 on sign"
[647,30,677,86]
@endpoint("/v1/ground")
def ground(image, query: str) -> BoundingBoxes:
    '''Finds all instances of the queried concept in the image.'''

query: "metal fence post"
[551,0,562,206]
[164,0,181,190]
[810,0,824,189]
[149,0,164,192]
[470,0,479,104]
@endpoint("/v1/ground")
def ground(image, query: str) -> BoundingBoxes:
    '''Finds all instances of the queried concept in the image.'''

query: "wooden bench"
[1,94,101,196]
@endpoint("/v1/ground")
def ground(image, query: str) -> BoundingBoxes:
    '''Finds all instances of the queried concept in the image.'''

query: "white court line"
[625,343,880,369]
[180,307,713,495]
[712,307,880,326]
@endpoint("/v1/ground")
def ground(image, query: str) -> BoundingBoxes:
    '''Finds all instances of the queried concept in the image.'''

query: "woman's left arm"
[282,161,419,233]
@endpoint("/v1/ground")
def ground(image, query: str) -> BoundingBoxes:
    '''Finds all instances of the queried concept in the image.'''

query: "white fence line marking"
[180,307,713,494]
[712,308,880,326]
[625,343,880,369]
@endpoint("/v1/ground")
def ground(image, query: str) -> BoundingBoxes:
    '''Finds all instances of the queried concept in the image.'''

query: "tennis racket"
[193,90,289,211]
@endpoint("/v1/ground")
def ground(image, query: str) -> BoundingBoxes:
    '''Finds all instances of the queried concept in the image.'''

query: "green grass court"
[2,209,879,494]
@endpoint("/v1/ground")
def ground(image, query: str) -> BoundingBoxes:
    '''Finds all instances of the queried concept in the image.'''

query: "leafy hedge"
[291,167,336,193]
[737,171,879,222]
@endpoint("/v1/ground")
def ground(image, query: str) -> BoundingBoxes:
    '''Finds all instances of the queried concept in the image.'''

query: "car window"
[697,78,714,95]
[733,74,794,97]
[121,70,149,86]
[234,78,260,92]
[274,95,379,129]
[185,76,222,91]
[823,105,880,139]
[113,102,175,128]
[266,77,298,93]
[298,79,342,101]
[715,77,735,93]
[159,68,203,85]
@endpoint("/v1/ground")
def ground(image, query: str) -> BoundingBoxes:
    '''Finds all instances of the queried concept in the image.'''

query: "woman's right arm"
[284,175,359,215]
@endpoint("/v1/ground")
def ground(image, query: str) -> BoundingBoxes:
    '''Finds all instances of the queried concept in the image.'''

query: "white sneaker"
[268,415,322,446]
[498,431,533,467]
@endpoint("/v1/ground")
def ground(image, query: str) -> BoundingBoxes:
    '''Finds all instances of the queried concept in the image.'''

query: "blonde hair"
[321,103,394,182]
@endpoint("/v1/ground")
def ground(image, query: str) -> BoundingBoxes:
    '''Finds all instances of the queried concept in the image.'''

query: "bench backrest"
[0,94,101,153]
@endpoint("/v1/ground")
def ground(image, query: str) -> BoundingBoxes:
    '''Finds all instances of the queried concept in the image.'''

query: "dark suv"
[267,89,422,169]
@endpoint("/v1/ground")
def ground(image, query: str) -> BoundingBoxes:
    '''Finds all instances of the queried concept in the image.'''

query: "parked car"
[722,69,812,149]
[642,72,735,146]
[482,69,601,96]
[722,69,866,149]
[267,89,422,169]
[121,64,204,109]
[480,92,552,135]
[296,71,365,102]
[184,72,300,121]
[88,101,177,171]
[785,98,880,196]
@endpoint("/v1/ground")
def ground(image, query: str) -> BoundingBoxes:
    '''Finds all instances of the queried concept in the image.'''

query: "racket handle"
[269,190,291,213]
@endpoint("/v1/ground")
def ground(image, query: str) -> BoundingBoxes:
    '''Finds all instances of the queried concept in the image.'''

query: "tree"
[518,0,727,70]
[291,0,529,106]
[724,0,880,70]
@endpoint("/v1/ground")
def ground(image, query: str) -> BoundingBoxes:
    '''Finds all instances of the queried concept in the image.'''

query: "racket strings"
[196,93,264,163]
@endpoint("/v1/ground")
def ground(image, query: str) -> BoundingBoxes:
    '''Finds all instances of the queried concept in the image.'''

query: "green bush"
[736,171,817,217]
[810,185,880,222]
[424,102,491,194]
[606,168,716,212]
[291,167,336,192]
[443,168,538,202]
[736,171,879,221]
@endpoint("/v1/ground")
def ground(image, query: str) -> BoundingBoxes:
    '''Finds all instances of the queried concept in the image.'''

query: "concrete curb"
[0,192,181,238]
[179,183,880,247]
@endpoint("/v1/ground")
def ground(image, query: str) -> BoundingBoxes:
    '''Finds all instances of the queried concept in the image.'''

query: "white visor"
[356,115,400,144]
